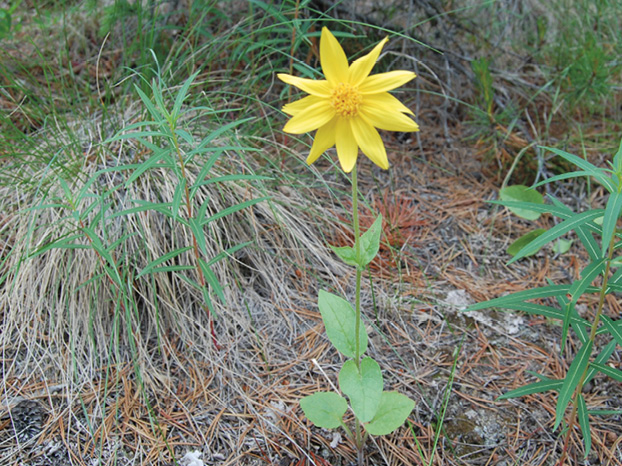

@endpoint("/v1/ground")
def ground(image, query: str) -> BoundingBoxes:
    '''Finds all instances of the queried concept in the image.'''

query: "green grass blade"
[201,196,269,225]
[554,340,593,430]
[577,394,592,457]
[508,210,605,264]
[497,378,563,400]
[601,190,622,257]
[137,246,194,278]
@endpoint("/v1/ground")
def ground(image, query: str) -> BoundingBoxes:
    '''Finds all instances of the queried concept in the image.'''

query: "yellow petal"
[360,107,419,132]
[282,100,335,134]
[335,118,359,173]
[363,92,414,115]
[350,117,389,170]
[307,118,337,165]
[282,95,325,116]
[359,70,416,94]
[348,37,388,86]
[278,73,332,97]
[320,27,349,84]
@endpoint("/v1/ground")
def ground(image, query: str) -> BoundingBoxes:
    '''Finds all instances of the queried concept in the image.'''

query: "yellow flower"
[278,27,419,173]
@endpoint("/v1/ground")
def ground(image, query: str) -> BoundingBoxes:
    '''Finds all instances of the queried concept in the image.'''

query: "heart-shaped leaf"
[364,391,414,436]
[300,392,347,429]
[339,357,383,422]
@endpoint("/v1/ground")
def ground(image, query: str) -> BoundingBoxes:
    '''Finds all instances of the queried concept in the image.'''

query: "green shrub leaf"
[499,185,544,220]
[364,391,414,436]
[318,290,367,358]
[339,357,383,422]
[300,392,347,429]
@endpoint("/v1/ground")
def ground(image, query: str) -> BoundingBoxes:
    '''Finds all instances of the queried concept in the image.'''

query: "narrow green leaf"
[589,362,622,383]
[300,392,347,429]
[150,265,195,274]
[497,378,563,400]
[137,246,193,278]
[188,218,207,256]
[338,358,383,422]
[555,341,593,430]
[134,84,164,122]
[613,137,622,173]
[171,178,186,221]
[199,257,225,303]
[490,302,590,328]
[601,190,622,257]
[499,185,543,220]
[175,128,194,145]
[204,241,252,267]
[124,149,171,187]
[465,284,571,312]
[601,315,622,347]
[192,174,272,191]
[542,146,616,193]
[585,340,618,384]
[364,391,414,436]
[318,290,367,358]
[509,210,605,264]
[201,196,269,225]
[507,229,546,257]
[577,394,592,457]
[108,201,174,219]
[172,71,200,119]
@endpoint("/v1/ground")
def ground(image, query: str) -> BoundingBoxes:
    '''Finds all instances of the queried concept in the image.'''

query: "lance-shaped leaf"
[465,284,571,312]
[509,210,605,264]
[300,392,347,429]
[497,377,563,400]
[339,357,383,422]
[331,214,383,268]
[601,315,622,347]
[318,290,367,358]
[601,189,622,257]
[554,340,593,430]
[577,394,592,457]
[364,391,414,436]
[542,146,617,193]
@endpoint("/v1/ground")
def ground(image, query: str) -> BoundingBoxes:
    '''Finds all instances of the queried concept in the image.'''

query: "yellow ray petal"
[363,92,414,115]
[335,118,359,173]
[278,73,332,97]
[359,107,419,132]
[307,118,337,165]
[320,27,349,84]
[283,100,335,134]
[359,70,416,94]
[348,37,388,86]
[350,117,389,170]
[282,95,325,116]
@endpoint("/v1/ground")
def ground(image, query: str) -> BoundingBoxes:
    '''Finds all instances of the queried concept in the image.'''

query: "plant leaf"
[555,340,593,430]
[137,246,193,278]
[499,185,543,220]
[358,215,383,267]
[338,357,383,422]
[577,394,592,458]
[508,209,605,264]
[364,391,414,436]
[600,315,622,347]
[300,392,347,429]
[507,229,546,257]
[465,284,571,312]
[497,378,563,400]
[542,146,616,193]
[317,290,367,358]
[585,340,618,383]
[601,190,622,257]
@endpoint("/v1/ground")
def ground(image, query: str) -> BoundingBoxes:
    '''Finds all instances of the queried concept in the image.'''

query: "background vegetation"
[1,1,621,465]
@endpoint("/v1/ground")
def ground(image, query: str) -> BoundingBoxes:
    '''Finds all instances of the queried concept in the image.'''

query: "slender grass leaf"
[201,196,269,225]
[577,394,592,457]
[106,233,139,253]
[171,178,186,221]
[318,290,367,358]
[585,340,617,384]
[172,71,200,119]
[149,265,195,274]
[110,130,170,141]
[601,190,622,257]
[185,118,254,160]
[555,340,593,430]
[204,241,252,267]
[339,357,383,423]
[109,201,174,219]
[497,378,563,400]
[509,210,606,264]
[137,246,193,278]
[23,203,67,212]
[589,362,622,383]
[300,392,347,429]
[499,185,543,220]
[465,284,571,312]
[192,174,272,190]
[601,315,622,347]
[542,146,616,193]
[364,391,414,436]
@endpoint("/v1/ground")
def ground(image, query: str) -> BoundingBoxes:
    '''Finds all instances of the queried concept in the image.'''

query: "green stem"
[559,232,616,465]
[351,166,365,460]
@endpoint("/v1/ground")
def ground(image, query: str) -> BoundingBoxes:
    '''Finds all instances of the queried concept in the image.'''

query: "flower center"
[330,83,362,118]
